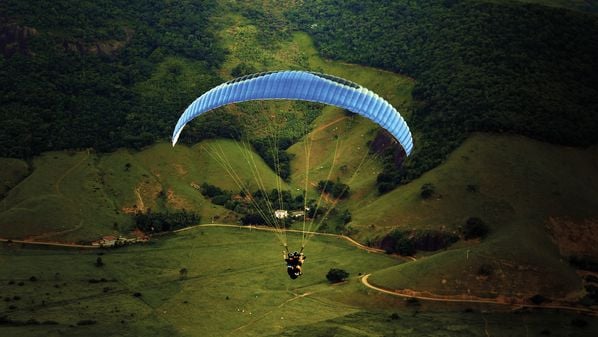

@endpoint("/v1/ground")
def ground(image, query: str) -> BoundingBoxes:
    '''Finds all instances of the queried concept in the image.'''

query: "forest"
[288,0,598,188]
[2,0,598,191]
[0,0,224,157]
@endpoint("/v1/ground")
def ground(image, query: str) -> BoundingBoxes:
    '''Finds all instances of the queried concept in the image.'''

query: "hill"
[0,140,285,242]
[356,133,598,299]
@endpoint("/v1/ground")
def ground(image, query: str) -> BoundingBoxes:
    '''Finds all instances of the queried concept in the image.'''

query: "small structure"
[291,211,304,218]
[274,210,288,219]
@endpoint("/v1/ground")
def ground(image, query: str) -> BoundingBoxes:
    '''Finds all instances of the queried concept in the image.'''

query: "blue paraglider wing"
[172,71,413,155]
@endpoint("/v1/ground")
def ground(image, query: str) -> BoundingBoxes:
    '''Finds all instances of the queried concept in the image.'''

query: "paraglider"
[172,71,413,156]
[172,70,413,280]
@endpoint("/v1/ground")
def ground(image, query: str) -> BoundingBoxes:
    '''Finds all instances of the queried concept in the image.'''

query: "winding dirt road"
[360,274,598,316]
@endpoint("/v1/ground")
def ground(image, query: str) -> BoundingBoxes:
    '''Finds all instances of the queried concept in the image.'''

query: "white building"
[274,210,288,219]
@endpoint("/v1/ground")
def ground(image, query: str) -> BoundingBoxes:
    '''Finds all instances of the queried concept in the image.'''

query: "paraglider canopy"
[172,70,413,156]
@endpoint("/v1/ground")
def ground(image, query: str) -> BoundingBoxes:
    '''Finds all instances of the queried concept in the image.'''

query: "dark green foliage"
[383,230,415,256]
[466,184,478,192]
[240,213,266,226]
[382,229,457,255]
[420,183,435,199]
[585,274,598,284]
[570,318,588,328]
[463,217,489,239]
[0,0,224,158]
[478,264,493,277]
[341,209,352,224]
[568,255,598,272]
[182,111,243,144]
[529,294,546,305]
[326,268,349,283]
[251,137,293,180]
[95,257,104,267]
[411,230,458,251]
[211,195,230,206]
[317,180,350,199]
[289,0,598,184]
[406,297,420,307]
[231,62,257,77]
[200,183,225,198]
[134,210,200,233]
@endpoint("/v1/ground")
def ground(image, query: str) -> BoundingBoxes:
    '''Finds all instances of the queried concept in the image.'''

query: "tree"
[463,217,489,239]
[326,268,349,283]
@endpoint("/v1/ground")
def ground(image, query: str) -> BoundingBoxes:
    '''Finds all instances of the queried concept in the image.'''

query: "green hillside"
[0,140,285,242]
[362,133,598,299]
[0,158,29,196]
[1,227,596,337]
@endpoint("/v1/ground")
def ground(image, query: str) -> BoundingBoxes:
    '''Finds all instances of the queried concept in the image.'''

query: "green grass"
[0,158,29,196]
[1,227,596,337]
[0,140,287,241]
[362,134,598,298]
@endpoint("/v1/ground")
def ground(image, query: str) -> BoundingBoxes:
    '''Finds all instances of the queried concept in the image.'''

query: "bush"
[478,264,493,277]
[571,318,588,328]
[211,194,230,205]
[326,268,349,283]
[529,294,546,305]
[77,319,97,326]
[463,217,489,239]
[420,183,435,199]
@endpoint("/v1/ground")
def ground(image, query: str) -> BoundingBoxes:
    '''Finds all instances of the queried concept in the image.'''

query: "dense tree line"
[0,0,224,157]
[288,0,598,189]
[134,210,200,233]
[317,180,350,199]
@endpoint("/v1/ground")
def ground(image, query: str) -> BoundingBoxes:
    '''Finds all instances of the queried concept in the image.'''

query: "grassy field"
[0,140,284,242]
[1,227,596,337]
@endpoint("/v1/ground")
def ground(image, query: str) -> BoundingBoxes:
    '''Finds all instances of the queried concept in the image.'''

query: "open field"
[1,226,597,337]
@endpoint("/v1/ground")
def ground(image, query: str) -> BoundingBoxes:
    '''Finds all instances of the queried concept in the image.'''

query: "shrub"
[95,257,104,267]
[463,217,489,239]
[77,319,97,326]
[326,268,349,283]
[211,194,230,205]
[571,318,588,328]
[529,294,546,305]
[420,183,435,199]
[478,264,493,276]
